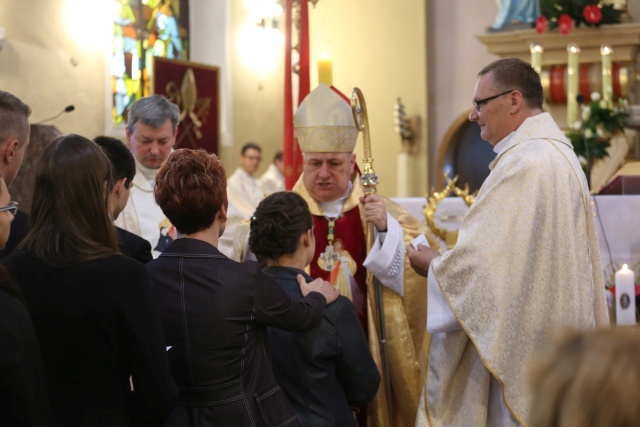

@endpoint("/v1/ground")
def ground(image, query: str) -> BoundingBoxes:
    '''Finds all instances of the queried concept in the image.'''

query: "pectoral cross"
[319,244,339,272]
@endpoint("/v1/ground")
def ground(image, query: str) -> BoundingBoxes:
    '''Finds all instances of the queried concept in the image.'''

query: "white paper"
[411,234,430,249]
[166,346,172,351]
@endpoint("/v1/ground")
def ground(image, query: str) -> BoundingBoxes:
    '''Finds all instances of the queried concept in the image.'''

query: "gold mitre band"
[294,84,358,153]
[295,126,358,153]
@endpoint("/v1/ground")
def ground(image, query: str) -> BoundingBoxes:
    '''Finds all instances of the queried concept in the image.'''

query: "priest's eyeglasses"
[472,89,514,111]
[0,201,18,216]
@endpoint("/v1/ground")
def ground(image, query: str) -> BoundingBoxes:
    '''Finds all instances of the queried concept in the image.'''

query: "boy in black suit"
[94,136,153,264]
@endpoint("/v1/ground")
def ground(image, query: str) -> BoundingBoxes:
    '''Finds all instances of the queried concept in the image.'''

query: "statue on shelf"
[490,0,540,32]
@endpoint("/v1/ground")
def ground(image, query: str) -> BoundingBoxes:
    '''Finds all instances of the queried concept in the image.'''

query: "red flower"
[558,14,574,35]
[583,5,602,24]
[536,15,548,33]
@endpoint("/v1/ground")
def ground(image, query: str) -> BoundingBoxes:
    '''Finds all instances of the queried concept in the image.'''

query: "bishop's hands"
[298,274,339,305]
[359,194,388,232]
[407,244,440,278]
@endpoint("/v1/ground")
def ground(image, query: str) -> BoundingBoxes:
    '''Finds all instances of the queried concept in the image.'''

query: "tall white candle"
[567,43,580,127]
[397,152,409,197]
[615,264,636,326]
[600,45,613,106]
[530,41,543,75]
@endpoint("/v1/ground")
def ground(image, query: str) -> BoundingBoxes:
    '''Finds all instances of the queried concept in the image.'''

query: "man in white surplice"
[114,95,178,258]
[226,142,264,218]
[257,150,284,195]
[408,58,609,427]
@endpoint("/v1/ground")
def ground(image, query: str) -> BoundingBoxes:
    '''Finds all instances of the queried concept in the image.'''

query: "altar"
[392,195,640,285]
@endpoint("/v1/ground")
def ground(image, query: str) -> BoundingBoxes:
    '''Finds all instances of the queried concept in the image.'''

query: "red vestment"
[310,208,367,331]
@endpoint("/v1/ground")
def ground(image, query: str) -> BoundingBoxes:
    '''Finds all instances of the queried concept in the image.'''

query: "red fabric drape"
[298,0,311,104]
[283,0,310,189]
[283,0,296,189]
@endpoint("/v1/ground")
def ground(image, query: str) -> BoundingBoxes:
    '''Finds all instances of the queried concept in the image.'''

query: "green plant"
[565,92,628,169]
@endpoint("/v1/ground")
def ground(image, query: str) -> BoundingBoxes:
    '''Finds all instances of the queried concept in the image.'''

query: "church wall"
[225,0,287,178]
[428,0,499,189]
[0,0,111,140]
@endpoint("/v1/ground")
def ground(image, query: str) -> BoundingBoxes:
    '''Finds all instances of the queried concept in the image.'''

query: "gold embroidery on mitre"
[295,126,358,153]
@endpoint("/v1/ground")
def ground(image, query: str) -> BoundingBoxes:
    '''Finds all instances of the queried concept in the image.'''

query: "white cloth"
[427,266,519,427]
[217,201,246,259]
[113,160,166,258]
[362,214,405,296]
[257,163,284,196]
[227,168,263,218]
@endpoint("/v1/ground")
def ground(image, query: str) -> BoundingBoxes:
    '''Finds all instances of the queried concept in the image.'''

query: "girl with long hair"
[2,134,177,426]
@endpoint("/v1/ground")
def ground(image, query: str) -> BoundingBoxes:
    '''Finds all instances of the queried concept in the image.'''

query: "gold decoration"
[351,87,378,195]
[424,175,475,249]
[394,97,420,154]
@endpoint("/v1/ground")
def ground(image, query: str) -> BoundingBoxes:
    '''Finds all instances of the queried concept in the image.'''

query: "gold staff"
[351,87,393,427]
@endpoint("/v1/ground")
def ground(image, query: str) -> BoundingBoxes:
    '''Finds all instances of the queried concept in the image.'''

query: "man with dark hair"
[0,90,31,257]
[226,142,263,218]
[257,150,284,195]
[114,94,179,257]
[218,142,265,257]
[95,136,153,264]
[408,58,609,426]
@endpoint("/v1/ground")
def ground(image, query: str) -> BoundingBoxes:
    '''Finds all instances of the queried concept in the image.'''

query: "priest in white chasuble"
[293,84,433,427]
[408,58,610,427]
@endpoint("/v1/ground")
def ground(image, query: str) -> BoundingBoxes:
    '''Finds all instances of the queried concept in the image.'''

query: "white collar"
[135,159,159,183]
[493,131,515,156]
[318,181,353,217]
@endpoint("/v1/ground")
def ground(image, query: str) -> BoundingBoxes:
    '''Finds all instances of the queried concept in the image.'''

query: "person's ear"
[218,203,228,223]
[171,128,179,146]
[510,90,524,113]
[302,229,312,247]
[348,152,356,174]
[2,139,18,165]
[125,128,131,146]
[114,178,127,199]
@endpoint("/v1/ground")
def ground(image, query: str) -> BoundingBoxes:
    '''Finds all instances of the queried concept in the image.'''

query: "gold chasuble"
[294,174,431,427]
[423,113,610,426]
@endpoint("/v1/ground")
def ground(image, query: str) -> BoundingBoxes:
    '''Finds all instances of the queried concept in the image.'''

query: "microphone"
[36,105,75,125]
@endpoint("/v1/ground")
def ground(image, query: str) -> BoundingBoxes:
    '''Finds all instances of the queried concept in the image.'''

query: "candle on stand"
[600,45,613,106]
[615,264,636,325]
[530,41,543,74]
[397,152,409,197]
[317,53,333,87]
[567,43,580,127]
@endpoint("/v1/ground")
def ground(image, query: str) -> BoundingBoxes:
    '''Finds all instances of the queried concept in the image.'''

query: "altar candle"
[567,43,580,127]
[397,152,409,197]
[317,54,333,86]
[530,41,543,75]
[600,45,613,106]
[615,264,636,326]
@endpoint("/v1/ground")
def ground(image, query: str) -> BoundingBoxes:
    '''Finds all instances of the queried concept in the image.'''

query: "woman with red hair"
[148,148,338,426]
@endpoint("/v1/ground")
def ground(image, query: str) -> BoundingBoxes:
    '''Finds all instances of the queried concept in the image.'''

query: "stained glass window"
[111,0,189,125]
